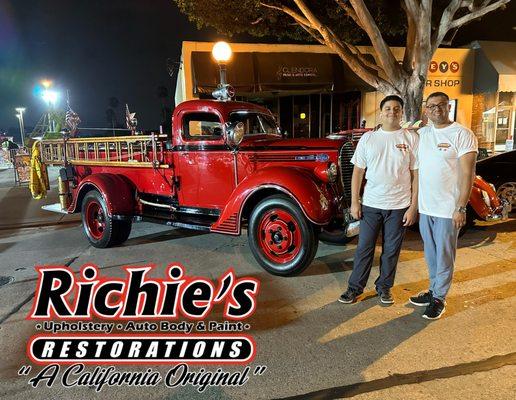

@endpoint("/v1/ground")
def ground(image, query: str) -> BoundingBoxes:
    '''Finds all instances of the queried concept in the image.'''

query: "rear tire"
[81,190,131,248]
[112,220,132,245]
[248,195,318,276]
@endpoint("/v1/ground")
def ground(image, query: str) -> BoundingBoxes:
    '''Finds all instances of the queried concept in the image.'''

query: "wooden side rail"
[39,134,169,168]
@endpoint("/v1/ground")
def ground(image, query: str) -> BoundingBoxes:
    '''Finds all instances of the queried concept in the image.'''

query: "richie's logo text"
[26,264,259,365]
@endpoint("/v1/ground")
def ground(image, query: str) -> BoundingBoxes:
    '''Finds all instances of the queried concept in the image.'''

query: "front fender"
[69,173,136,216]
[211,167,334,235]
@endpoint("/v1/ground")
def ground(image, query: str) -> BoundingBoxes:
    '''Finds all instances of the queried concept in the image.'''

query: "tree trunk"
[401,77,426,122]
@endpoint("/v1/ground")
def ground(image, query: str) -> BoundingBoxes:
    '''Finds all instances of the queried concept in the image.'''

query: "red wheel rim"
[257,208,302,264]
[86,200,106,240]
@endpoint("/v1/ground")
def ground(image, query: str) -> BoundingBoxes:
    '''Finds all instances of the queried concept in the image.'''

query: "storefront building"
[175,41,515,148]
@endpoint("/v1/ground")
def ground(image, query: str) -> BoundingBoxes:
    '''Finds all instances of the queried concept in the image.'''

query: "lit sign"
[425,79,460,87]
[276,66,318,79]
[428,60,460,74]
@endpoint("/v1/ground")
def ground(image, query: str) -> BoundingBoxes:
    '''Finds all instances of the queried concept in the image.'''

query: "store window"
[293,96,310,138]
[496,92,515,144]
[321,94,332,135]
[475,92,515,151]
[279,96,292,137]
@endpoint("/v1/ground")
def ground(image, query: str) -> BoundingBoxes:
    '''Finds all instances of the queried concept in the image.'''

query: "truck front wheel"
[81,190,131,248]
[248,195,318,276]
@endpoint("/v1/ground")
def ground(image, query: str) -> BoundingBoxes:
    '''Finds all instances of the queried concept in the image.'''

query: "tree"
[175,0,510,120]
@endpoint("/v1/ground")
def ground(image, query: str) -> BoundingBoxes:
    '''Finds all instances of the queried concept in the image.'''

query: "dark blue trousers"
[348,205,407,293]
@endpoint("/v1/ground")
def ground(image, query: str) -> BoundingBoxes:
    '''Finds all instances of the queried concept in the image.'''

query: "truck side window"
[183,112,222,140]
[229,112,279,136]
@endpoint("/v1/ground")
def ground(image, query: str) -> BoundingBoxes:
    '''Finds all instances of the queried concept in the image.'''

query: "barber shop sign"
[429,60,460,74]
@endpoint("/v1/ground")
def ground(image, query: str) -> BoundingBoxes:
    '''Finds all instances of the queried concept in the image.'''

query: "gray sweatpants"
[419,213,459,301]
[348,205,407,293]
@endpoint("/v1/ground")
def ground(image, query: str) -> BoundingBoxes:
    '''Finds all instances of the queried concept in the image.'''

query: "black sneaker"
[338,288,359,304]
[378,288,394,304]
[409,291,433,306]
[422,298,446,320]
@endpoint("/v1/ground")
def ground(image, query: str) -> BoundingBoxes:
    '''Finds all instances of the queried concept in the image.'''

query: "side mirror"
[226,121,245,149]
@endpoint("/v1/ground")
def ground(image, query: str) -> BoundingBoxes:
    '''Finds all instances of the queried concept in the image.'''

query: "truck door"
[174,111,234,209]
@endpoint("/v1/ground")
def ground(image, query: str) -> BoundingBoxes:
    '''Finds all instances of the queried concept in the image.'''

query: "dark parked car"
[476,150,516,211]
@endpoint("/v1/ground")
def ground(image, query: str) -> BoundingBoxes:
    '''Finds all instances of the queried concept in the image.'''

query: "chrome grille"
[339,141,355,206]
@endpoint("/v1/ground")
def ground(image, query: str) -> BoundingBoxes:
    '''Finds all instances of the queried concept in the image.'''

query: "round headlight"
[227,121,245,148]
[314,162,338,183]
[327,163,338,183]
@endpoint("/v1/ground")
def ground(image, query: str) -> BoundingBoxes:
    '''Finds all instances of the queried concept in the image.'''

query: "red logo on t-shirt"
[396,143,408,150]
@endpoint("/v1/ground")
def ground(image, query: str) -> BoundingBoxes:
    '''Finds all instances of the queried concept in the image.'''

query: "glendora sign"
[276,66,318,79]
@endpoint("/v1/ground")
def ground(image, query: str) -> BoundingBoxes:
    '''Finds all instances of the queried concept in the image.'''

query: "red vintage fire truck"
[35,99,358,276]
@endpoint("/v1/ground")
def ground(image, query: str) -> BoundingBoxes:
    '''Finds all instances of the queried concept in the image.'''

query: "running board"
[137,216,211,232]
[41,203,69,214]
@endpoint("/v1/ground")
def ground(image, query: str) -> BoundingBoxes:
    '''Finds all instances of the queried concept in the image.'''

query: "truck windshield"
[229,112,279,136]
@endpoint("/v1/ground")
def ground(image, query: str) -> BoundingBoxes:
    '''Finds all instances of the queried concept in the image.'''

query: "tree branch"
[335,0,365,30]
[291,0,329,32]
[299,24,326,45]
[322,24,384,76]
[403,0,419,16]
[299,0,396,91]
[432,0,463,52]
[464,0,495,12]
[348,0,402,81]
[259,2,312,28]
[330,41,395,93]
[345,43,385,74]
[259,0,396,93]
[401,0,417,73]
[413,0,433,78]
[324,29,394,91]
[449,0,510,29]
[441,28,459,46]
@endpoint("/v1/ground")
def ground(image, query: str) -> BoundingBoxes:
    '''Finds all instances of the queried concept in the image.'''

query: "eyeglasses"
[426,102,448,111]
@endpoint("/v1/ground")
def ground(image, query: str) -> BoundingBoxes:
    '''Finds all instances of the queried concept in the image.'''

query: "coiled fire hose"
[29,141,49,199]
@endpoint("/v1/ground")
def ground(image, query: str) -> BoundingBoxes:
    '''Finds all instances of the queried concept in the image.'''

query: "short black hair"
[426,91,449,102]
[380,95,404,109]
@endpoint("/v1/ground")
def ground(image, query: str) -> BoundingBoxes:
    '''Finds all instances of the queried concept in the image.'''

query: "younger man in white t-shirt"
[339,95,419,305]
[409,92,477,319]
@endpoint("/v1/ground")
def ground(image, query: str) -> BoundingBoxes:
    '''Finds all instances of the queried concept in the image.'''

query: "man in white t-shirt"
[339,95,419,305]
[409,92,477,320]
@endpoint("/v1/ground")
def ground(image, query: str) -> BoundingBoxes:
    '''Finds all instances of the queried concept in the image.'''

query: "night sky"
[1,0,514,141]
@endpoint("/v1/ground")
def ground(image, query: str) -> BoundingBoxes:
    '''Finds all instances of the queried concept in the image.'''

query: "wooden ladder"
[39,134,169,168]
